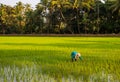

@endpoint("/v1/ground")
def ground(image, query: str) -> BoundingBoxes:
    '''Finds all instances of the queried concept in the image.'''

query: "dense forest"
[0,0,120,34]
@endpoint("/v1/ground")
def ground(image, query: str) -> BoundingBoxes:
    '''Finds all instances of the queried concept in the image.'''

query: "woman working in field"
[71,51,83,62]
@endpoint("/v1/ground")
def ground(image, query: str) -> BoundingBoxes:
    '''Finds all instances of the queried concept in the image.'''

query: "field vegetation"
[0,37,120,82]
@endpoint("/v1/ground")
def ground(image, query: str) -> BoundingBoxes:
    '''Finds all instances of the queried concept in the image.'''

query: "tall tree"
[110,0,120,15]
[0,4,16,34]
[110,0,120,33]
[15,1,25,33]
[24,4,34,33]
[0,4,7,34]
[71,0,94,33]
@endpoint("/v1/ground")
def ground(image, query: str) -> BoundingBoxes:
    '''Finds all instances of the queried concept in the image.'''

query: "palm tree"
[15,1,25,33]
[110,0,120,15]
[109,0,120,33]
[50,0,73,33]
[40,0,52,33]
[71,0,94,33]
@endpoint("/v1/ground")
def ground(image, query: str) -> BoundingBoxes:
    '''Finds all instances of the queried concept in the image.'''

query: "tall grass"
[0,37,120,81]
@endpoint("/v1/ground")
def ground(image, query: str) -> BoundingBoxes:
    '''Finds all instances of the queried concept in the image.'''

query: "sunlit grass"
[0,37,120,81]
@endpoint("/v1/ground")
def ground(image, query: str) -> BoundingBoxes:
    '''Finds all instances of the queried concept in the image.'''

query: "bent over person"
[71,51,83,62]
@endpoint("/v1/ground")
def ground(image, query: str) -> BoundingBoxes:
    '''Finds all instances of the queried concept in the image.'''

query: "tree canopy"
[0,0,120,34]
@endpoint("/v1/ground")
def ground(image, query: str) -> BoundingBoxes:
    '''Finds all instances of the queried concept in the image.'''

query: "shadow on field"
[0,49,70,66]
[0,42,119,49]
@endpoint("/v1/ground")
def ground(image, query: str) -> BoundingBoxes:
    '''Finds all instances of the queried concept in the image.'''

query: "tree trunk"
[76,8,80,34]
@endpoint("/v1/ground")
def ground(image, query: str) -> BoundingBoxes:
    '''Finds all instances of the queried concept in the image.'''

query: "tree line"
[0,0,120,34]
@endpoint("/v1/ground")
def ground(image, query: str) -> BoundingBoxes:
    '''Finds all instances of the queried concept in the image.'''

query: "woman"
[71,51,83,61]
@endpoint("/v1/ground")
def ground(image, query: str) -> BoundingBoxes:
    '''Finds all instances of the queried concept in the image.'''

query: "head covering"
[77,53,81,57]
[77,53,83,60]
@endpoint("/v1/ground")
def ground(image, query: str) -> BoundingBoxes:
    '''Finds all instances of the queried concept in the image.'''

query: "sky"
[0,0,40,8]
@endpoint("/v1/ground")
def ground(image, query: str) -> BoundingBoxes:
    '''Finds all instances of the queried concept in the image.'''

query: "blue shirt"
[71,51,77,58]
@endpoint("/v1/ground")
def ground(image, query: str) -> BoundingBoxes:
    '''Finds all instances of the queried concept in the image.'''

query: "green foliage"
[0,0,120,34]
[0,37,120,81]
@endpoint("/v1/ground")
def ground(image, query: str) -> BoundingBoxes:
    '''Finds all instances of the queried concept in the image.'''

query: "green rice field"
[0,36,120,82]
